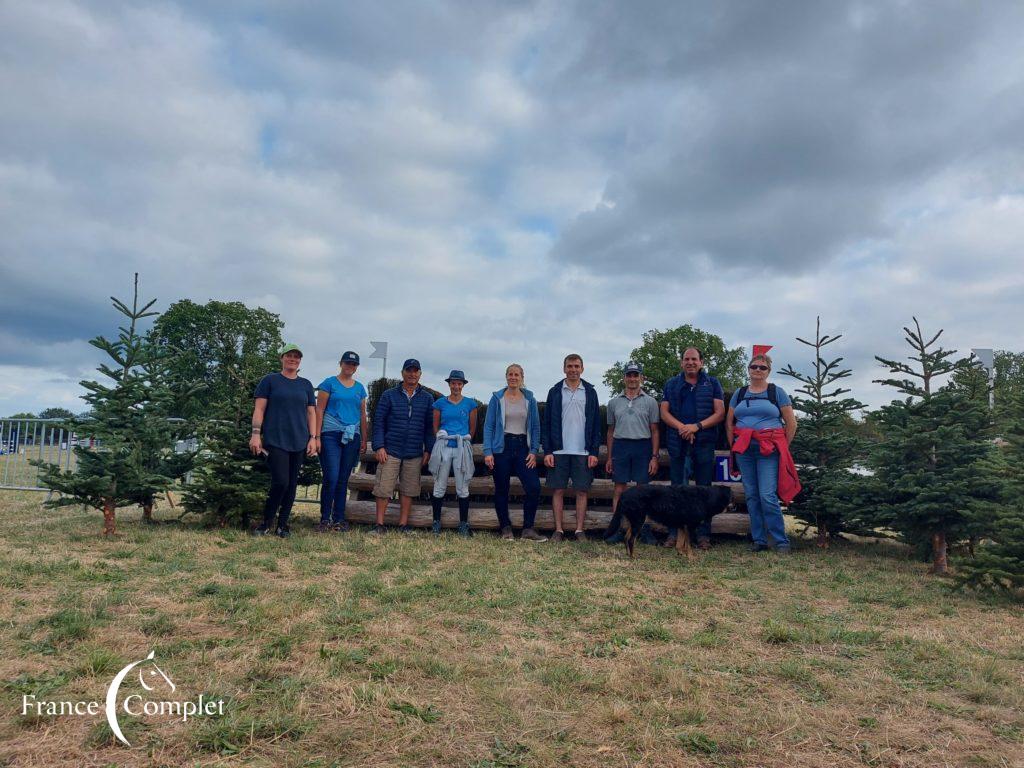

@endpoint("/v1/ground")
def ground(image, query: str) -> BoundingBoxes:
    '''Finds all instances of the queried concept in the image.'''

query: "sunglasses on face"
[749,364,770,371]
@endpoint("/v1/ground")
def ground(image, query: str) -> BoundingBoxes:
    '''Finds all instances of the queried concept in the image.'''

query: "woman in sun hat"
[315,351,368,532]
[427,370,478,537]
[249,343,317,537]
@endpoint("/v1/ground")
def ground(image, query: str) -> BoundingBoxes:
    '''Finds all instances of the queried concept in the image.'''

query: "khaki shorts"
[373,457,422,498]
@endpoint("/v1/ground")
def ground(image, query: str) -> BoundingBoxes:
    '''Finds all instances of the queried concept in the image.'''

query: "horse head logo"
[105,651,174,746]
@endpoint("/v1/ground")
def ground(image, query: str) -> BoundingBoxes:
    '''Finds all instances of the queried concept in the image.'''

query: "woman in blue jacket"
[483,364,546,542]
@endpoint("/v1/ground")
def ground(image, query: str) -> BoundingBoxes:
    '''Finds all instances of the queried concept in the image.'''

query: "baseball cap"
[402,358,421,371]
[279,343,303,357]
[624,362,643,374]
[340,351,360,364]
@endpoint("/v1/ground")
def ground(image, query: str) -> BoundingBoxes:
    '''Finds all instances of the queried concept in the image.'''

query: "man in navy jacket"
[371,359,434,533]
[542,353,602,542]
[660,347,725,548]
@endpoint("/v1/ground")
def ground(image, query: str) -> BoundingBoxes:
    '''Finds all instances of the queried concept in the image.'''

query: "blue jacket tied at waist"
[372,385,435,459]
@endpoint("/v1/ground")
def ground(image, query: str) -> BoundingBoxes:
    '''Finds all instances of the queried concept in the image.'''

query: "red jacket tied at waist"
[731,427,802,504]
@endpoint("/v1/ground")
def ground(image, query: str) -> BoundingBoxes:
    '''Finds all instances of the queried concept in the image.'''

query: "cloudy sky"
[2,0,1023,415]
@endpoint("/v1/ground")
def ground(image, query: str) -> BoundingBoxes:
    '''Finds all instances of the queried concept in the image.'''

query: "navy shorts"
[611,438,653,484]
[546,453,593,490]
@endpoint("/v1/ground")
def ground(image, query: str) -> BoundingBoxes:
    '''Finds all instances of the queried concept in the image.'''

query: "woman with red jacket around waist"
[725,353,800,554]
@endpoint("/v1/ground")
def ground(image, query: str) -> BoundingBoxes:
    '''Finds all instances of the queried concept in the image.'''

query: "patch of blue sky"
[517,215,557,237]
[259,124,277,164]
[470,228,508,261]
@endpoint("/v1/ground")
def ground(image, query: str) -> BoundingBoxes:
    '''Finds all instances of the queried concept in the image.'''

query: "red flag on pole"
[753,344,773,358]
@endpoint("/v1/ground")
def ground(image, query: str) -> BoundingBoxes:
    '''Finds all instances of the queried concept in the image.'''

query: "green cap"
[278,343,303,357]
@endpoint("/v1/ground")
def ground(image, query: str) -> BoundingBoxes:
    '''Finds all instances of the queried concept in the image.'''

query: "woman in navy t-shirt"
[314,351,368,532]
[249,344,317,537]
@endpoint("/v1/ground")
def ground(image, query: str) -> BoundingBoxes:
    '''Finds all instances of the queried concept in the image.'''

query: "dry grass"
[0,490,1022,767]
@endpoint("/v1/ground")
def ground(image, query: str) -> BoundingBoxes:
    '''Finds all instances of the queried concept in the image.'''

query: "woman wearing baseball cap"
[249,344,318,537]
[314,351,368,532]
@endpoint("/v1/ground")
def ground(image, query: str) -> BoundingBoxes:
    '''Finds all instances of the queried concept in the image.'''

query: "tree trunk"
[142,503,153,523]
[930,531,948,574]
[102,499,117,536]
[816,522,829,548]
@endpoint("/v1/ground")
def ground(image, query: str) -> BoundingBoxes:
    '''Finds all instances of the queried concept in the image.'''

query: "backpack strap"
[735,384,781,413]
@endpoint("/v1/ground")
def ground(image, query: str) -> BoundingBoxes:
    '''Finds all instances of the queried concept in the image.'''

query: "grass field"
[0,490,1022,768]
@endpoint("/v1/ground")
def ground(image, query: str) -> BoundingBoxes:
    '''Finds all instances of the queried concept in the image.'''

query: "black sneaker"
[399,524,414,535]
[332,521,350,532]
[431,520,442,535]
[276,527,291,538]
[749,543,770,552]
[252,524,270,537]
[316,521,331,533]
[370,524,386,536]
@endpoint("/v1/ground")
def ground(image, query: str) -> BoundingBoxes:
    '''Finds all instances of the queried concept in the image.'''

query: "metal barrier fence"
[0,418,77,491]
[0,418,314,500]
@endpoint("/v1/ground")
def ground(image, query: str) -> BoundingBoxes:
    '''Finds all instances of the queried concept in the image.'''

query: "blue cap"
[340,351,360,364]
[624,361,643,374]
[402,358,421,371]
[445,369,467,383]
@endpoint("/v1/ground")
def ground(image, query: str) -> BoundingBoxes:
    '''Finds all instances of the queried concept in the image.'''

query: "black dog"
[618,484,734,558]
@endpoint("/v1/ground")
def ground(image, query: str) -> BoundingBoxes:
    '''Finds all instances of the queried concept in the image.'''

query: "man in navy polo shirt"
[660,347,725,549]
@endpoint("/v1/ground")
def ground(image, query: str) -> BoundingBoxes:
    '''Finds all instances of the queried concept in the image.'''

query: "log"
[362,445,731,468]
[333,499,751,536]
[346,472,745,504]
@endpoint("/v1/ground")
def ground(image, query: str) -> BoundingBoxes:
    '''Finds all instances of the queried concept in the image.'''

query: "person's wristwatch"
[695,422,703,433]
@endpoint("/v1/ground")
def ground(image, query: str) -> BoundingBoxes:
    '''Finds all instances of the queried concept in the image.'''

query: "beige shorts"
[372,457,422,498]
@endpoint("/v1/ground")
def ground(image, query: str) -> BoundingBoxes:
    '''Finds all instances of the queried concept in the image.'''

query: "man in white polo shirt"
[541,354,602,542]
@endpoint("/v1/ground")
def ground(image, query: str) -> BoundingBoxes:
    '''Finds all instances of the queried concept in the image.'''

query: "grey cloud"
[1,0,1022,416]
[545,0,1024,272]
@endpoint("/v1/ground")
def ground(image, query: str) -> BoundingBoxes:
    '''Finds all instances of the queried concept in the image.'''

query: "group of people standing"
[248,345,799,554]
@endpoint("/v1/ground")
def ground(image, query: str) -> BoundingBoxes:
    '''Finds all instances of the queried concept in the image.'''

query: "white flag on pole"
[369,341,388,360]
[971,348,994,372]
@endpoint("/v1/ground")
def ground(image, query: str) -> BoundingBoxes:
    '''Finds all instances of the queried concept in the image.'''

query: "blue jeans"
[735,442,789,548]
[492,433,541,529]
[668,442,716,540]
[319,431,361,524]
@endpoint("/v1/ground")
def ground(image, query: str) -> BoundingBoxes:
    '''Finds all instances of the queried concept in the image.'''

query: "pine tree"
[180,350,271,527]
[870,318,995,574]
[956,385,1024,594]
[779,317,868,546]
[128,346,197,522]
[36,275,181,535]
